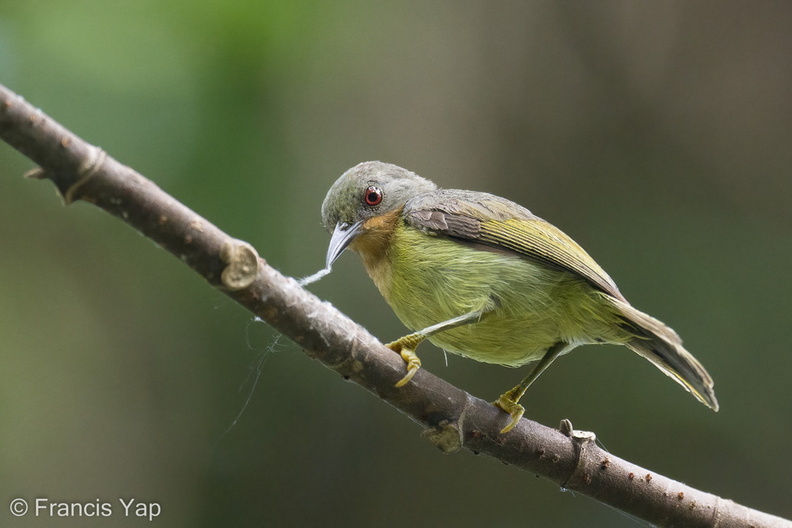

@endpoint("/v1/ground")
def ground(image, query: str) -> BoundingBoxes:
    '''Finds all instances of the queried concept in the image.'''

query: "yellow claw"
[394,348,421,387]
[495,387,526,434]
[386,334,425,387]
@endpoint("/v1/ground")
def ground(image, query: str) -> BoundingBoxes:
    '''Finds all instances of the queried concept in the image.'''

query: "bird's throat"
[349,208,403,296]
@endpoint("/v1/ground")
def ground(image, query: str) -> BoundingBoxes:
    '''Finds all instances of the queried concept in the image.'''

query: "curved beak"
[326,220,364,268]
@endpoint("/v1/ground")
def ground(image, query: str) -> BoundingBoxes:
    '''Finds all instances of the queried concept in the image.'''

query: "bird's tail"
[610,298,719,412]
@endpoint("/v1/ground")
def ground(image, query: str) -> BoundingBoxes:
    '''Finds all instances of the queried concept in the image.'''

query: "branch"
[0,83,787,528]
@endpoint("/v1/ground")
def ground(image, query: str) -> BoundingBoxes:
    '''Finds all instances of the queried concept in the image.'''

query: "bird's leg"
[386,309,485,387]
[496,342,569,434]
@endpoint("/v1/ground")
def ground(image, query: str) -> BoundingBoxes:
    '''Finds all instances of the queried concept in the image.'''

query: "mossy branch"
[0,83,788,528]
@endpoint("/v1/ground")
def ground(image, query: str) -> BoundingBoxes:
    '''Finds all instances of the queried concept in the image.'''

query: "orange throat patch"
[349,207,403,276]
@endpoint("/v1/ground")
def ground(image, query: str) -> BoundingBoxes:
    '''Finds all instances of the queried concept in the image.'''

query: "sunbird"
[320,161,718,433]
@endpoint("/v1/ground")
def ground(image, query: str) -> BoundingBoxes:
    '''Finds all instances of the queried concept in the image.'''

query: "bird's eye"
[364,186,383,206]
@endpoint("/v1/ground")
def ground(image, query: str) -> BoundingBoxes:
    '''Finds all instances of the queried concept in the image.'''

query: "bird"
[319,161,718,433]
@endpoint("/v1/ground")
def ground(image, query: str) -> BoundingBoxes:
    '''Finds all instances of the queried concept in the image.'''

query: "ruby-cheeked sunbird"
[320,161,718,433]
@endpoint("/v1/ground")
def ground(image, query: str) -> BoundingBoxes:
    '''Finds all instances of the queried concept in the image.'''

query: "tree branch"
[0,83,787,528]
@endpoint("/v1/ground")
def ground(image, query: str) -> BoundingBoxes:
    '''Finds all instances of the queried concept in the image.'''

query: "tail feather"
[611,298,719,412]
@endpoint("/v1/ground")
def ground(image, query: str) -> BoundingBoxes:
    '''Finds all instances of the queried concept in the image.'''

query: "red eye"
[364,186,383,206]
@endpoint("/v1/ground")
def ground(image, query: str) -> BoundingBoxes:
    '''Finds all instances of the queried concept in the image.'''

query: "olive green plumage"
[380,224,627,366]
[320,161,718,430]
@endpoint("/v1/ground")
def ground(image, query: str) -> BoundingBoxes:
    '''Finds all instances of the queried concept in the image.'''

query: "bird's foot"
[494,387,526,434]
[385,335,424,387]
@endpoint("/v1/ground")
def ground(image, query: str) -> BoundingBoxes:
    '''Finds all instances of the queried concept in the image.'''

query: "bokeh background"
[1,1,790,526]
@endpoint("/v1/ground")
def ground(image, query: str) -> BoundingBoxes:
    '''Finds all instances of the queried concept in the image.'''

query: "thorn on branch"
[23,167,47,179]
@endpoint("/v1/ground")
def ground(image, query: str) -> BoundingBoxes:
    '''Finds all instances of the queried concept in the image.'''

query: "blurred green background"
[1,1,791,526]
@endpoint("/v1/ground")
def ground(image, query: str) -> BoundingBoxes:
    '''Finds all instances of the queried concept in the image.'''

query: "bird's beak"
[326,220,364,268]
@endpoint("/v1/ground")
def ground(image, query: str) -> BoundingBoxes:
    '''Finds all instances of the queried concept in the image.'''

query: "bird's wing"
[403,189,624,300]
